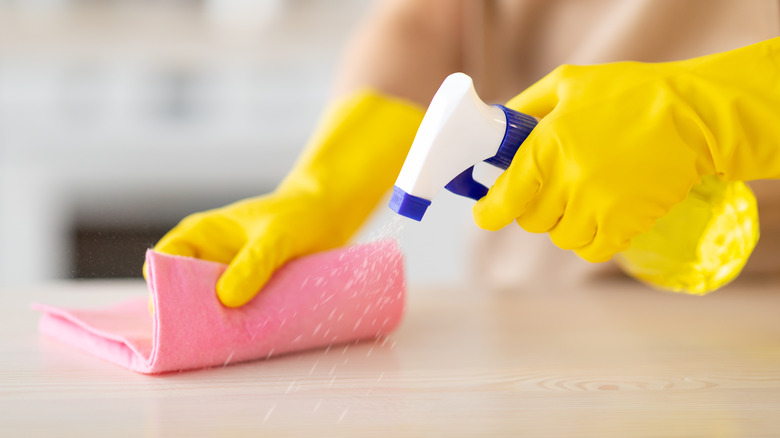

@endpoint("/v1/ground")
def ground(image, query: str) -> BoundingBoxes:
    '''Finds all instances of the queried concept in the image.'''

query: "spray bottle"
[389,72,759,294]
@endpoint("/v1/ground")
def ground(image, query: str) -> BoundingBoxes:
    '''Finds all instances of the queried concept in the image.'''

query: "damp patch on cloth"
[32,239,405,374]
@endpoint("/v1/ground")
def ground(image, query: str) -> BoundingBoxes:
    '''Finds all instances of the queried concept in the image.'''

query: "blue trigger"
[445,107,536,202]
[445,166,489,201]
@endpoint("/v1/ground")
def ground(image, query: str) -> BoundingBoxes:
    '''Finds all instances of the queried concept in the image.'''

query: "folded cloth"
[33,239,405,374]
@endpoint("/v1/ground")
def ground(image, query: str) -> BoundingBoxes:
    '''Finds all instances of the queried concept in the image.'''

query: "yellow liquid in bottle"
[614,175,759,295]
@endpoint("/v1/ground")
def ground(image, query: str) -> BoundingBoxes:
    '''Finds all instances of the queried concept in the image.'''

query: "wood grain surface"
[2,276,780,437]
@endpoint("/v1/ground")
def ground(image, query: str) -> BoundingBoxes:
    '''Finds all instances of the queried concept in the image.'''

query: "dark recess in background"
[69,189,273,279]
[72,224,173,278]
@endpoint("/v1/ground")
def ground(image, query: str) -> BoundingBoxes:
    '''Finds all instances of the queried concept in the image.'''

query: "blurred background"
[0,0,474,289]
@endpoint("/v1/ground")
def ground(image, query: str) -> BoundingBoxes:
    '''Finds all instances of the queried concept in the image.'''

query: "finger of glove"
[504,67,562,118]
[153,213,245,265]
[573,211,640,263]
[217,232,292,308]
[514,182,567,234]
[473,160,541,231]
[573,229,627,263]
[472,129,549,231]
[153,237,197,258]
[153,215,206,258]
[548,202,599,250]
[143,233,197,280]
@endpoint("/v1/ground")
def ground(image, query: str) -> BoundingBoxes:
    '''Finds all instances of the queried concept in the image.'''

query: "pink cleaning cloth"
[33,239,405,374]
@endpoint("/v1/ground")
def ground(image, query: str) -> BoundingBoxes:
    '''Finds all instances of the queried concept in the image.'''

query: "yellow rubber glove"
[473,38,780,263]
[150,91,424,307]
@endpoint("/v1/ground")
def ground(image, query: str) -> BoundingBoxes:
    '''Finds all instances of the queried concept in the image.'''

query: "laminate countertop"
[2,275,780,437]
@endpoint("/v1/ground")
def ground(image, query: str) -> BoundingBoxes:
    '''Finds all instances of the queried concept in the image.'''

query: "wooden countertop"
[2,276,780,437]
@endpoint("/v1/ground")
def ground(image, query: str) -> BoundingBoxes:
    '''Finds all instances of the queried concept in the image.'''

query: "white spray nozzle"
[389,72,536,221]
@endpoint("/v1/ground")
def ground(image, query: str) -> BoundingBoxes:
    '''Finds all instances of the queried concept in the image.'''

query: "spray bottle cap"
[485,106,537,171]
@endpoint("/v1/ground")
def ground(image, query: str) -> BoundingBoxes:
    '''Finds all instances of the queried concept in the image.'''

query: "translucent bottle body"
[614,175,759,295]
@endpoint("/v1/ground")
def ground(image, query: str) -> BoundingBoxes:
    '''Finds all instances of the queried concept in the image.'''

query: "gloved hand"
[149,91,424,307]
[473,37,780,262]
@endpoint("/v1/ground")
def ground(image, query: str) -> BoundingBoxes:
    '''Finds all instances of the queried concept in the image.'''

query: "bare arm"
[332,0,463,106]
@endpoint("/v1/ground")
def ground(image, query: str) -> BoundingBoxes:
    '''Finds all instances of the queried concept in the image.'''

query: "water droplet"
[337,407,349,424]
[222,351,235,368]
[263,403,276,424]
[309,360,319,375]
